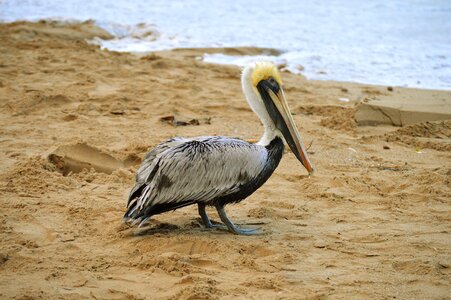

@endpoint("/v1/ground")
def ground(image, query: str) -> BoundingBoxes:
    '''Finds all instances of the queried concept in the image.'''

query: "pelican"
[123,62,314,235]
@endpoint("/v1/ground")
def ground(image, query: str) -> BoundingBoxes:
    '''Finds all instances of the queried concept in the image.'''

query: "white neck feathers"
[241,64,282,146]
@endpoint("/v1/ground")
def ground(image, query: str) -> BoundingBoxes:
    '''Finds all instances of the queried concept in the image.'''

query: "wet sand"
[0,21,450,299]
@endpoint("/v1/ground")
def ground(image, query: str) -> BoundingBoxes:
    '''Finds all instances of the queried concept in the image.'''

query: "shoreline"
[3,18,450,91]
[0,21,450,299]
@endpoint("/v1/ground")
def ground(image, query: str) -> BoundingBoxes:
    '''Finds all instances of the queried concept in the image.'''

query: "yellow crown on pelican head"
[251,61,283,87]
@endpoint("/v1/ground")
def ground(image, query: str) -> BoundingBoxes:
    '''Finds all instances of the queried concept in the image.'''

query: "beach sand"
[0,21,450,299]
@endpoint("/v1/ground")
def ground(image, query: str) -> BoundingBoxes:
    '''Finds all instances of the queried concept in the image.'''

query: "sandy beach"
[0,21,450,299]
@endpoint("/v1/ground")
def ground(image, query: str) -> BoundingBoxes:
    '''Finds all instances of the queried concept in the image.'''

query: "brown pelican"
[124,62,314,235]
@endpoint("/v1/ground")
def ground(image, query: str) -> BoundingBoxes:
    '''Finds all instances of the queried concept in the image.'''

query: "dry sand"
[0,21,450,299]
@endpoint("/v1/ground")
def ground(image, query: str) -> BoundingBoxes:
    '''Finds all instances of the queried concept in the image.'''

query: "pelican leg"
[198,203,225,229]
[215,204,260,235]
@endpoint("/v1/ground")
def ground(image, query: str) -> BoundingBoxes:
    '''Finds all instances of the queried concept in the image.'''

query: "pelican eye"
[266,77,280,93]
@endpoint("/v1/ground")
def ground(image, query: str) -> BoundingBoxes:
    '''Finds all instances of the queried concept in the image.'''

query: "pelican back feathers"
[124,136,284,226]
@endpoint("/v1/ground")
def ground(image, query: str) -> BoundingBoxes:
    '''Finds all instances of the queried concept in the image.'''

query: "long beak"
[269,89,314,174]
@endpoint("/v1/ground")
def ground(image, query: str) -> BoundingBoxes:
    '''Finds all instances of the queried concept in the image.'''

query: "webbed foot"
[215,204,262,235]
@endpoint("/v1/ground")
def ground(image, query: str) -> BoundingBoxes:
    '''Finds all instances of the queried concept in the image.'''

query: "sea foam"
[1,0,450,90]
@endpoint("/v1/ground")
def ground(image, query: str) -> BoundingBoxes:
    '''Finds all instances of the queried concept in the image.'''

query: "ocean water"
[1,0,450,90]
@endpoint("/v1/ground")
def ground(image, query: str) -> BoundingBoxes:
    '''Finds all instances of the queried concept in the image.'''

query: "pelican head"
[242,62,314,175]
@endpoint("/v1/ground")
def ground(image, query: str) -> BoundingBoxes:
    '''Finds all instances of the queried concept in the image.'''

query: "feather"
[123,136,270,222]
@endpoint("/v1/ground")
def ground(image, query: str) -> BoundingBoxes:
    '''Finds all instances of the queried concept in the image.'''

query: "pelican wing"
[124,136,267,222]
